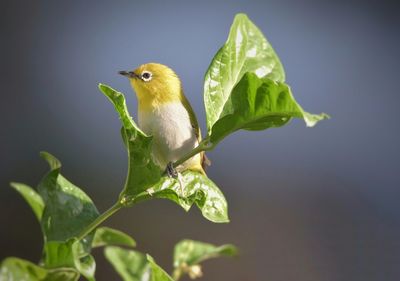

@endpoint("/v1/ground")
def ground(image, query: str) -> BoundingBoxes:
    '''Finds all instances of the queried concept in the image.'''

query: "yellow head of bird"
[119,63,182,108]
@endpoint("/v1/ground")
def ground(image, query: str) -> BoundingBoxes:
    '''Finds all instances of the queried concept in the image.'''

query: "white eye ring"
[141,71,153,82]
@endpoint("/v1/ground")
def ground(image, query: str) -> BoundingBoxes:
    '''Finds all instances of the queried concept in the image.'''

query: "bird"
[119,63,209,177]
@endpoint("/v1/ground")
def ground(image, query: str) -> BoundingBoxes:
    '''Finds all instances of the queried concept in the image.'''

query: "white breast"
[138,102,199,169]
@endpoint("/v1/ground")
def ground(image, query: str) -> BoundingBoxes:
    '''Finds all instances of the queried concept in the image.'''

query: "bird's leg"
[165,162,185,196]
[166,162,178,178]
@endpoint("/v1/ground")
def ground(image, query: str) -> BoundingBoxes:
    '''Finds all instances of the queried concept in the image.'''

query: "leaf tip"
[224,244,239,256]
[98,83,108,91]
[303,112,330,127]
[98,83,123,102]
[216,218,230,223]
[322,112,331,119]
[39,151,61,170]
[9,182,25,192]
[146,254,154,263]
[234,13,248,21]
[204,212,230,224]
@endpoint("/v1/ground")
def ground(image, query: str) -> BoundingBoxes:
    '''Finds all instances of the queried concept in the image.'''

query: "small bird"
[119,63,209,177]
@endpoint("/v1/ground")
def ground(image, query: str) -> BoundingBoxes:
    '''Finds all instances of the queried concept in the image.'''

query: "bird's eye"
[141,71,152,82]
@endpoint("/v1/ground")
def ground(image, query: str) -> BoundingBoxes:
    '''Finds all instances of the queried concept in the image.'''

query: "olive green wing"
[180,92,211,169]
[181,93,201,140]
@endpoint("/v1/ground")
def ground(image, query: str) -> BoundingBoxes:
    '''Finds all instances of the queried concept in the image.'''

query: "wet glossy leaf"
[209,73,329,144]
[104,246,150,281]
[173,239,237,267]
[204,13,285,134]
[37,152,99,252]
[10,182,44,221]
[99,84,162,198]
[0,258,80,281]
[132,171,229,223]
[146,255,174,281]
[92,227,136,248]
[204,14,328,141]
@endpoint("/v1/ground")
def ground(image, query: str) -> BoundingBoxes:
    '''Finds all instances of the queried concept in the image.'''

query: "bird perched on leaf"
[119,63,209,177]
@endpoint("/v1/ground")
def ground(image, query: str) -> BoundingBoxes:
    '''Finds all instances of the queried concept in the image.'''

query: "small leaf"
[10,182,44,221]
[44,239,96,281]
[75,254,96,281]
[209,73,329,145]
[0,257,47,281]
[92,227,136,248]
[0,257,80,281]
[174,239,237,267]
[173,240,237,280]
[37,152,99,253]
[146,255,174,281]
[204,13,286,134]
[99,84,162,198]
[104,246,151,281]
[132,171,229,223]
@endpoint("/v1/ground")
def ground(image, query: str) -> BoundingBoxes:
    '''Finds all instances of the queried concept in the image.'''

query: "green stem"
[77,201,123,241]
[172,268,182,281]
[173,137,213,168]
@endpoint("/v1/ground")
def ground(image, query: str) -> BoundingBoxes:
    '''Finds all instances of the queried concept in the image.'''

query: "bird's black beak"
[119,70,138,79]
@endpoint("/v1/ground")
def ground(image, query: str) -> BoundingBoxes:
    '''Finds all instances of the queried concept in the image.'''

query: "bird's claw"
[166,162,178,178]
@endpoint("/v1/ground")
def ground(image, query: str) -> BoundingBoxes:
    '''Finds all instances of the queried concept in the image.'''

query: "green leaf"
[172,240,237,280]
[104,247,174,281]
[204,13,286,134]
[173,239,237,267]
[37,152,99,279]
[43,240,76,269]
[37,152,99,250]
[92,227,136,248]
[99,84,162,198]
[10,182,44,221]
[44,239,96,281]
[40,151,61,170]
[132,171,229,223]
[44,269,80,281]
[0,257,80,281]
[104,246,151,281]
[204,13,328,140]
[146,255,174,281]
[0,257,48,281]
[209,73,329,144]
[75,254,96,281]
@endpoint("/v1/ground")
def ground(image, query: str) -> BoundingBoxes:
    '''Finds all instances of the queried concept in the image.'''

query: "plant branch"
[77,201,123,241]
[172,137,214,168]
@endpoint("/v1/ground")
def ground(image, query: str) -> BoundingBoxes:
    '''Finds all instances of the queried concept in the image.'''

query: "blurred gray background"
[1,0,399,280]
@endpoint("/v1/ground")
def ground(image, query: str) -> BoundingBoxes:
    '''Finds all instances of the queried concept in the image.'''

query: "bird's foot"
[166,162,178,178]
